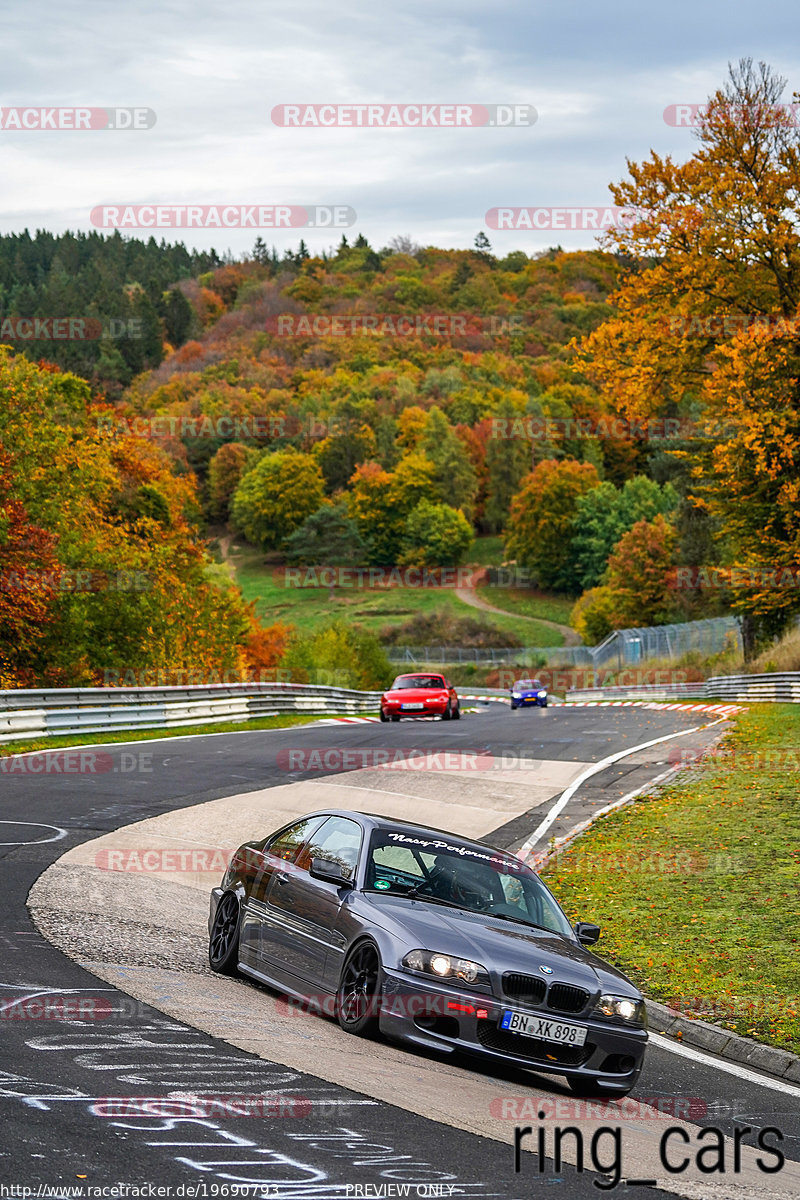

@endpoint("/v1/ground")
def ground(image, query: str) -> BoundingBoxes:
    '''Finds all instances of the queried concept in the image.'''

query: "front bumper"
[511,696,547,708]
[379,969,646,1091]
[382,700,450,717]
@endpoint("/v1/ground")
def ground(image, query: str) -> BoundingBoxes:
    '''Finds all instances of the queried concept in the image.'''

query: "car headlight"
[537,690,547,697]
[511,692,521,698]
[593,994,647,1025]
[402,949,489,985]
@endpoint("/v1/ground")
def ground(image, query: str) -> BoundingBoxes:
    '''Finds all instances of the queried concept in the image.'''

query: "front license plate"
[401,703,424,710]
[500,1010,587,1046]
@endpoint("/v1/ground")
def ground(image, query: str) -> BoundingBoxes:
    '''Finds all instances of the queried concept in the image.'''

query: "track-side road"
[3,706,798,1198]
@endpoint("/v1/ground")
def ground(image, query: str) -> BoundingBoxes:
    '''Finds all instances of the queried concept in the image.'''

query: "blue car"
[510,677,548,709]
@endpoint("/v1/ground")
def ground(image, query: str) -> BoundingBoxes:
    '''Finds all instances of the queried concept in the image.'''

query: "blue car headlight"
[537,690,547,698]
[402,949,490,986]
[511,692,521,699]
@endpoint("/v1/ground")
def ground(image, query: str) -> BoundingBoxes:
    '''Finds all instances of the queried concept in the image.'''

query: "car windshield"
[365,829,574,937]
[391,676,445,690]
[514,679,541,689]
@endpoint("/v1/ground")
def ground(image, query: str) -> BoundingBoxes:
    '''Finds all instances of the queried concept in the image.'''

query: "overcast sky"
[2,0,798,258]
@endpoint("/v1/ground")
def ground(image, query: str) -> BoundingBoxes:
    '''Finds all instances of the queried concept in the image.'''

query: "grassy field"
[466,535,505,566]
[476,585,577,627]
[543,704,800,1054]
[232,547,565,646]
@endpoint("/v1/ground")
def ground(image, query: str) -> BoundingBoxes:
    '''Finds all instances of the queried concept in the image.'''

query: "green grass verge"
[465,536,505,566]
[476,584,577,628]
[0,712,333,758]
[543,704,800,1055]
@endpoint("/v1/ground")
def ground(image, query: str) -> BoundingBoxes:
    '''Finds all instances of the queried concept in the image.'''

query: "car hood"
[359,894,639,997]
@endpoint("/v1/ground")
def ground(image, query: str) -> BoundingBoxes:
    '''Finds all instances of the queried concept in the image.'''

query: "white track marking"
[518,717,728,852]
[0,820,67,845]
[649,1033,800,1097]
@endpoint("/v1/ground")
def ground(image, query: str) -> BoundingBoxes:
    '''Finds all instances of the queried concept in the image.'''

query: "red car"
[380,673,461,721]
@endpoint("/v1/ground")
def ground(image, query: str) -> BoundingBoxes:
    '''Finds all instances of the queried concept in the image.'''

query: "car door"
[259,815,364,988]
[239,815,325,969]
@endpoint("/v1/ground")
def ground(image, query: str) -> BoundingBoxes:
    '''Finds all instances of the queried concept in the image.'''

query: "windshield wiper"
[369,885,460,909]
[483,911,552,931]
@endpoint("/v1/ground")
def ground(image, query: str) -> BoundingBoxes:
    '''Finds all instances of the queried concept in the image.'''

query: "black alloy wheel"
[336,942,384,1035]
[208,892,242,975]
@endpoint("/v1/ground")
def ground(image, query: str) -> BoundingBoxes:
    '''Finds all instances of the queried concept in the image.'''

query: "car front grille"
[501,974,590,1015]
[547,983,590,1014]
[477,1022,592,1066]
[502,972,547,1006]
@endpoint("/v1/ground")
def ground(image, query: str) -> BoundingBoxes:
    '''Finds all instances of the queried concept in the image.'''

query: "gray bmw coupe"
[208,809,647,1097]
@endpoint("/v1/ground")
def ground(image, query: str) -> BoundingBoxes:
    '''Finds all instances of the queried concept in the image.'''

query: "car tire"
[566,1077,633,1099]
[391,715,400,722]
[208,891,242,976]
[452,703,460,720]
[379,709,388,722]
[442,701,452,721]
[336,941,384,1037]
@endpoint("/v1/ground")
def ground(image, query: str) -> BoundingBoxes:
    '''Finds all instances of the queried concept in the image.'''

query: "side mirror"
[310,857,354,887]
[575,921,601,946]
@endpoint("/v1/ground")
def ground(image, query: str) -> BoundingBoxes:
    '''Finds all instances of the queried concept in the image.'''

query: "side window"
[297,816,363,881]
[266,816,324,864]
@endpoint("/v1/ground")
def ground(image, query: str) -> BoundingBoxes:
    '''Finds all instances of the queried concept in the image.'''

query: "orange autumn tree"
[0,444,58,685]
[0,349,269,685]
[577,58,800,653]
[504,458,600,590]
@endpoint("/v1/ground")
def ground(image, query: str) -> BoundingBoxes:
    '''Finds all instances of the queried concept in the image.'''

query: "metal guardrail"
[0,682,382,744]
[566,673,800,704]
